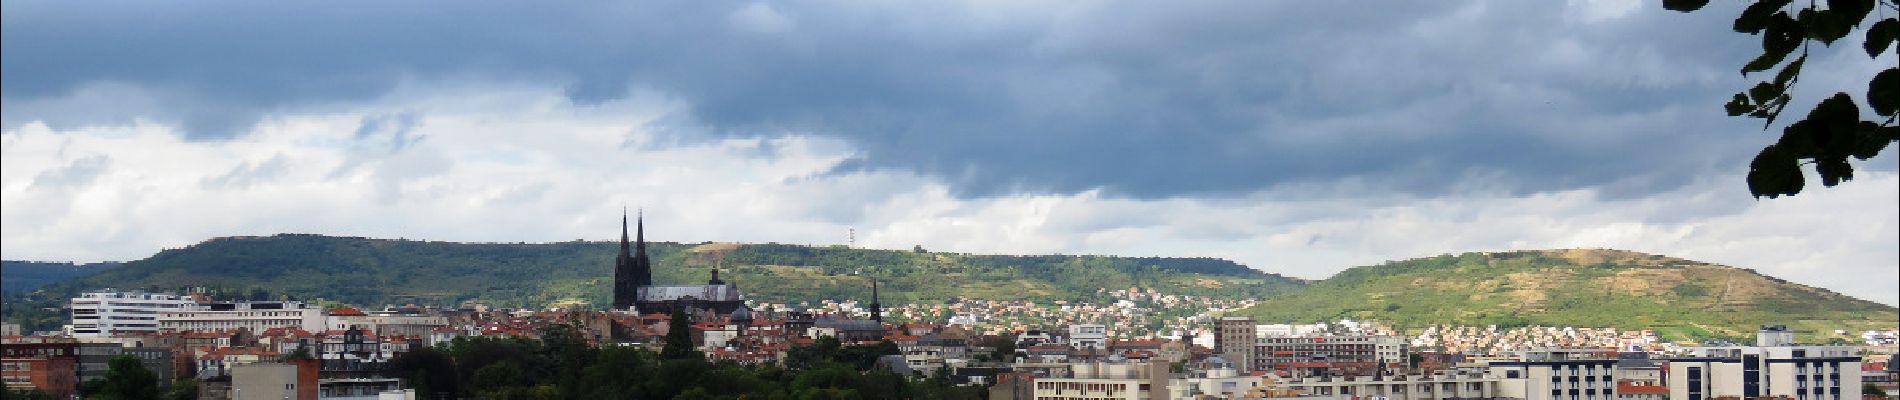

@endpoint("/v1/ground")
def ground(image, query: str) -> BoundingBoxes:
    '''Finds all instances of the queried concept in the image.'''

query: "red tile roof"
[1616,384,1668,395]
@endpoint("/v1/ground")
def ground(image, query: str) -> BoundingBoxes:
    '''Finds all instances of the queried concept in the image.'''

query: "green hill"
[1,261,122,294]
[1235,249,1897,342]
[5,233,1300,312]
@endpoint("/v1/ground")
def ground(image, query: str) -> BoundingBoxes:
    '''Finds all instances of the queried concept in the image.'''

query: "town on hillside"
[4,217,1897,400]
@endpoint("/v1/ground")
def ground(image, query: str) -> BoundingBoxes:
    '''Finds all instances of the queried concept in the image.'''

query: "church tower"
[613,210,636,310]
[632,210,652,288]
[869,278,882,324]
[614,210,655,311]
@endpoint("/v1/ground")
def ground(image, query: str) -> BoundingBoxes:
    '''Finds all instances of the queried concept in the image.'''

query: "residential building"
[69,290,195,337]
[1488,348,1621,400]
[320,378,403,400]
[1028,360,1171,400]
[2,357,76,399]
[1614,352,1666,400]
[1166,357,1260,399]
[1216,316,1256,373]
[231,361,317,400]
[1666,337,1862,400]
[1278,370,1505,400]
[159,300,326,333]
[1254,334,1406,375]
[1070,324,1108,350]
[322,308,448,338]
[122,347,176,386]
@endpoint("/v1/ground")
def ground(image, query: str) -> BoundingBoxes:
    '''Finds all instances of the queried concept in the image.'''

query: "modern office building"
[68,290,195,337]
[1665,326,1862,400]
[158,300,326,333]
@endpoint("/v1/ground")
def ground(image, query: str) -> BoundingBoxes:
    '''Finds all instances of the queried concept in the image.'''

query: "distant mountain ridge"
[1236,249,1896,341]
[0,260,123,294]
[5,237,1891,342]
[6,233,1303,309]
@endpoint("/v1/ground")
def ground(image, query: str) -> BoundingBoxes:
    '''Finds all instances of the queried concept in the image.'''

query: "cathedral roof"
[637,284,743,302]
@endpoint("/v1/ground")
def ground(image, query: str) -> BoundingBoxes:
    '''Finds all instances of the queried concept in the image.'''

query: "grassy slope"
[1238,249,1897,342]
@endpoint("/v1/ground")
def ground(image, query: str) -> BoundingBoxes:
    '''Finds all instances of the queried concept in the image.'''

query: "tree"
[662,308,700,360]
[161,379,197,400]
[1664,0,1899,198]
[83,355,160,400]
[387,347,462,398]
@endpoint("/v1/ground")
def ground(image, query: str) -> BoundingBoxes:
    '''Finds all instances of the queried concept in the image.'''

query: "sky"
[3,1,1896,305]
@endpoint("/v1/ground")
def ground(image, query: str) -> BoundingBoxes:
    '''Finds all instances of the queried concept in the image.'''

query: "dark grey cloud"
[4,0,1875,199]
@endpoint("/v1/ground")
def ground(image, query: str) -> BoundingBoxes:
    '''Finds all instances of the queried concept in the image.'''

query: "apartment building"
[68,290,195,337]
[1278,370,1504,400]
[1216,316,1256,373]
[158,300,325,333]
[1,357,76,399]
[1667,343,1861,400]
[1028,360,1171,400]
[1488,348,1622,400]
[1070,324,1108,350]
[1254,335,1406,375]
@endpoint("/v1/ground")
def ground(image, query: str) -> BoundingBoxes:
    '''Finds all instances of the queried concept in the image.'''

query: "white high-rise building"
[68,290,195,337]
[1667,341,1861,400]
[1068,324,1108,350]
[158,301,325,333]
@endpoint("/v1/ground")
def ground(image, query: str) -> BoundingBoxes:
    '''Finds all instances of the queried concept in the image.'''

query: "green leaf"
[1747,145,1804,198]
[1825,0,1875,27]
[1871,68,1900,117]
[1867,18,1898,58]
[1664,0,1711,12]
[1747,82,1780,103]
[1850,121,1894,160]
[1726,93,1755,116]
[1773,54,1805,87]
[1775,120,1821,157]
[1736,0,1795,33]
[1803,9,1852,45]
[1745,12,1803,74]
[1815,158,1853,187]
[1808,93,1861,147]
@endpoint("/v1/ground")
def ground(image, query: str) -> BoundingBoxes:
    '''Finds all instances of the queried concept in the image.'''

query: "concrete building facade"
[159,301,326,333]
[1216,316,1256,373]
[69,290,195,337]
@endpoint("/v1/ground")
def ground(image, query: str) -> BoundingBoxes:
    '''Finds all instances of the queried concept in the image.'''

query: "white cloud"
[4,85,1893,306]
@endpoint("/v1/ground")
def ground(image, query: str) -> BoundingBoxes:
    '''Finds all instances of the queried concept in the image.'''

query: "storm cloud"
[9,1,1885,199]
[3,1,1895,304]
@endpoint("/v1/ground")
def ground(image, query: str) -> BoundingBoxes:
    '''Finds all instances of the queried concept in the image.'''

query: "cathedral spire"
[619,208,631,255]
[613,208,636,310]
[632,209,651,288]
[869,278,882,324]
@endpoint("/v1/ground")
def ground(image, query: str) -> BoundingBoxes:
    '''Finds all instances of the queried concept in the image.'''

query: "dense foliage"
[1237,249,1897,341]
[1663,0,1899,198]
[387,324,984,400]
[0,260,121,294]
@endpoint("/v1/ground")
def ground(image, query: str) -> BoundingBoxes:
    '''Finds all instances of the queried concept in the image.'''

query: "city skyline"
[3,1,1896,306]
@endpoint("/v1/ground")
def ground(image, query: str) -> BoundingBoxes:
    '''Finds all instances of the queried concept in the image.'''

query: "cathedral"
[612,211,750,317]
